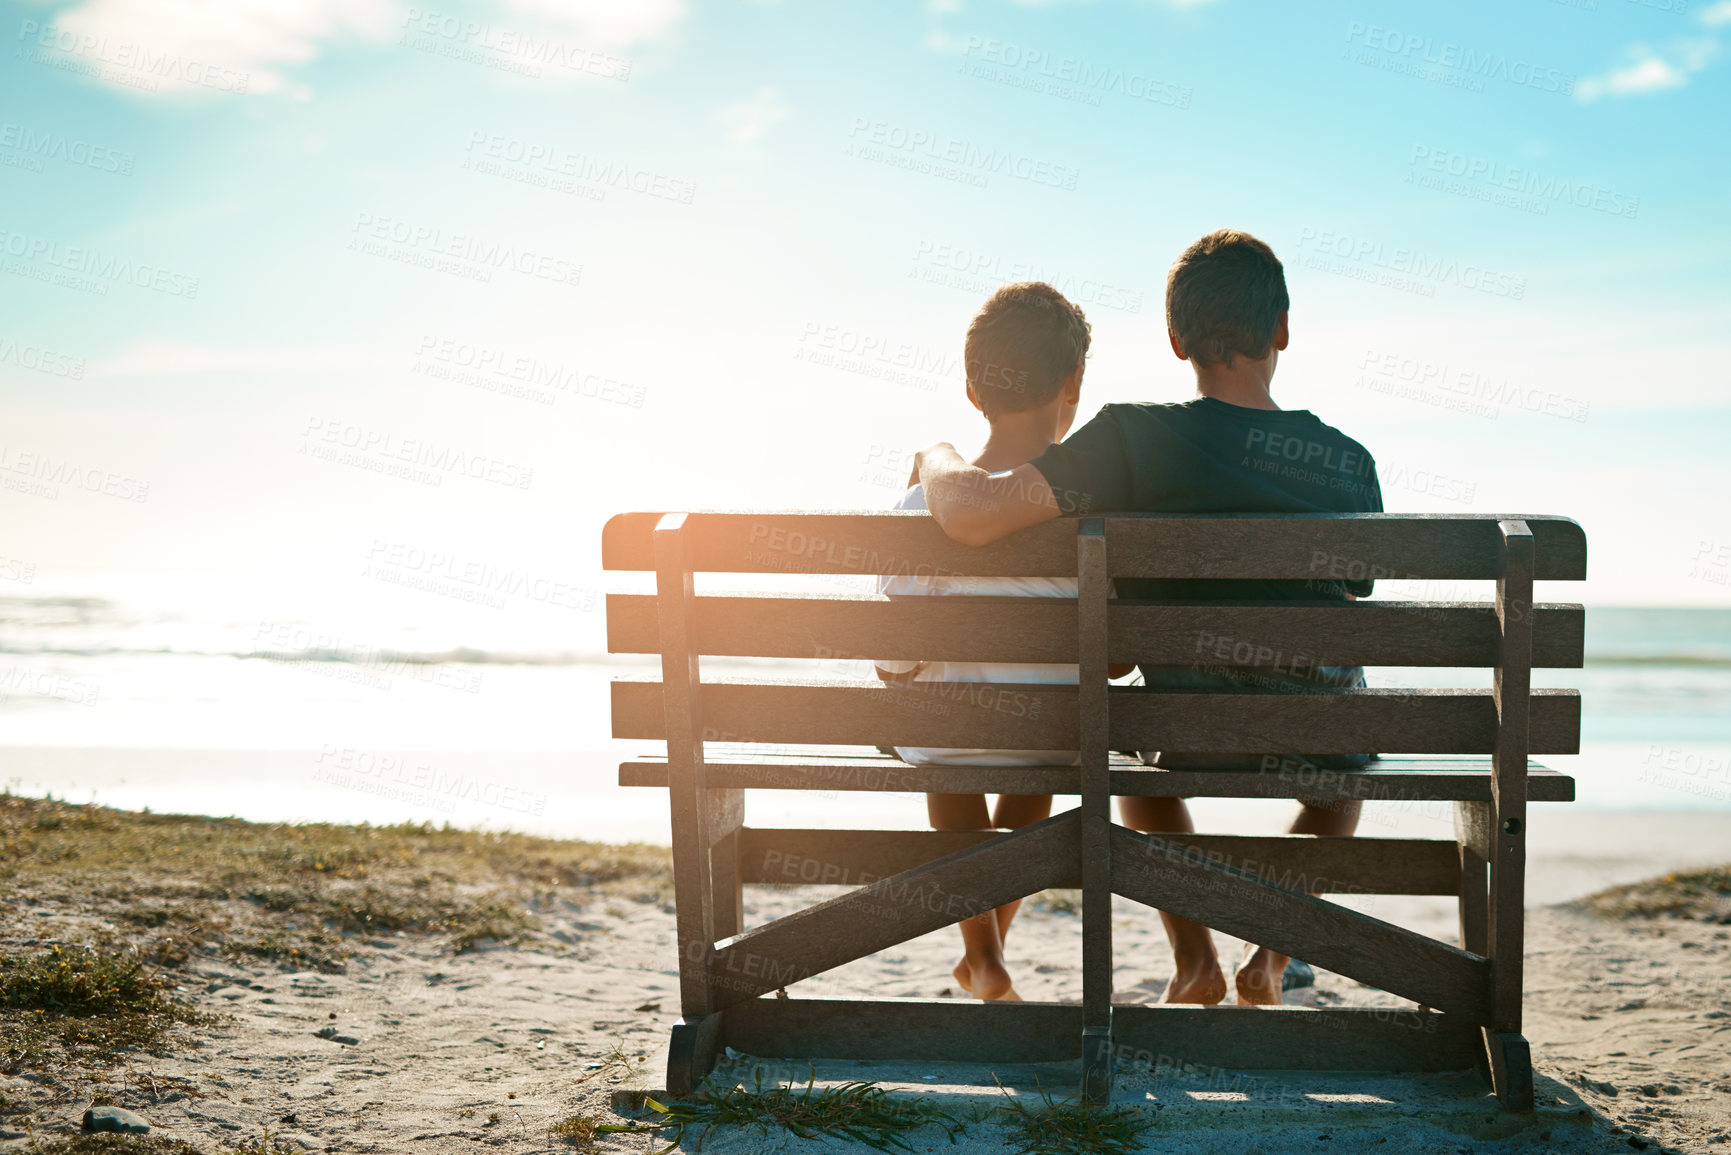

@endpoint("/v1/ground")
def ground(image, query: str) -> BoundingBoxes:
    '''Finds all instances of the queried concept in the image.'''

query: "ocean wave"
[1585,654,1731,668]
[3,639,1729,671]
[0,642,635,667]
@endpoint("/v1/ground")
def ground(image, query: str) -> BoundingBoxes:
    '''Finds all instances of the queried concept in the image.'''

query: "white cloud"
[36,0,686,98]
[1578,13,1724,100]
[45,0,400,96]
[1579,54,1688,99]
[90,340,391,377]
[718,87,792,145]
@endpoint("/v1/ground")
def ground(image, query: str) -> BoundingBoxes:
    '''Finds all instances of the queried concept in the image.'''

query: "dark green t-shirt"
[1030,397,1383,601]
[1029,397,1384,769]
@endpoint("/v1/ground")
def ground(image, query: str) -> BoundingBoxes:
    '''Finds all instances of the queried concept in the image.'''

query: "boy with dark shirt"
[912,229,1382,1006]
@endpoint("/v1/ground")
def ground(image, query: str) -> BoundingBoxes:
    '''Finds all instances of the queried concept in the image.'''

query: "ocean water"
[2,573,1728,847]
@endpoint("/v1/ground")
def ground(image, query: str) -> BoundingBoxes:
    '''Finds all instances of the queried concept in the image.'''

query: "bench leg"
[1077,525,1114,1106]
[1482,1029,1534,1112]
[666,1013,726,1096]
[1487,521,1533,1113]
[1453,803,1489,957]
[710,793,745,941]
[1082,1024,1114,1106]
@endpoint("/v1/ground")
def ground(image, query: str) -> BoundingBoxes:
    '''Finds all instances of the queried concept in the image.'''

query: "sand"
[4,876,1728,1154]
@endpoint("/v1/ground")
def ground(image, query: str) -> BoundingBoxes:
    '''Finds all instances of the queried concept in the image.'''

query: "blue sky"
[2,0,1729,629]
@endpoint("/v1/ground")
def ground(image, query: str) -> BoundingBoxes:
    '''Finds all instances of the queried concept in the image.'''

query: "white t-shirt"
[874,484,1080,767]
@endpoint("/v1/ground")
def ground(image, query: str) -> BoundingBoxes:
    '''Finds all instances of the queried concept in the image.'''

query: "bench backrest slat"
[607,512,1585,761]
[603,512,1587,581]
[606,594,1585,669]
[612,679,1582,756]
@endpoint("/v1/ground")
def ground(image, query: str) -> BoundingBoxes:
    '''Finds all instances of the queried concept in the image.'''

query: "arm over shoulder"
[1027,407,1132,516]
[914,446,1059,546]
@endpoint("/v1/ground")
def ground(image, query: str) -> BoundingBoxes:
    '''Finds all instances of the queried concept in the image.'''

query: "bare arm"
[915,442,1061,547]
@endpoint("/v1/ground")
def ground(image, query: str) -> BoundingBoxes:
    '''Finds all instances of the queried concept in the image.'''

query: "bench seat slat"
[602,511,1587,581]
[606,594,1586,669]
[611,678,1582,755]
[617,758,1575,801]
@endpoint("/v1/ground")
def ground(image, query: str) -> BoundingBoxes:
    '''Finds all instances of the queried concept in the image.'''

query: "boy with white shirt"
[874,282,1125,1001]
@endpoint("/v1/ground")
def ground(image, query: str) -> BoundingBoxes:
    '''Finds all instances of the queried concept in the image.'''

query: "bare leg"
[1117,795,1226,1005]
[987,794,1054,962]
[927,793,1016,1000]
[1235,797,1362,1005]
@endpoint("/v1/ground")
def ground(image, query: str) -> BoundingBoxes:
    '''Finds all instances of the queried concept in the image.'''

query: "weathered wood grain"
[737,828,1465,895]
[612,678,1583,755]
[1483,1029,1535,1113]
[654,515,717,1017]
[705,813,1080,1009]
[717,998,1481,1071]
[1105,514,1585,582]
[1078,523,1113,1047]
[1455,800,1492,959]
[601,511,1587,581]
[1490,522,1534,1044]
[617,758,1578,802]
[1110,825,1492,1020]
[606,594,1586,668]
[665,1013,724,1096]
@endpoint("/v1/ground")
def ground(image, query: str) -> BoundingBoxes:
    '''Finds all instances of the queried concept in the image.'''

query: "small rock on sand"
[82,1107,151,1134]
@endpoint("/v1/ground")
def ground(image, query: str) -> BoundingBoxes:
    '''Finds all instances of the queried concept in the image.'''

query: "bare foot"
[953,956,1015,1001]
[1163,959,1227,1005]
[1233,944,1286,1006]
[953,957,973,994]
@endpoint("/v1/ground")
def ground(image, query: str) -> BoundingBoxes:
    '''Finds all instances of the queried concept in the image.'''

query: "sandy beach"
[2,793,1727,1155]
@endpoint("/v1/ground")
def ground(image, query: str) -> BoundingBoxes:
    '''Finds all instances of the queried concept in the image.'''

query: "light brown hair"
[964,282,1090,418]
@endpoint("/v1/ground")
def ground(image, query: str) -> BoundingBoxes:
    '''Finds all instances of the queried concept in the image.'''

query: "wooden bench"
[604,511,1586,1111]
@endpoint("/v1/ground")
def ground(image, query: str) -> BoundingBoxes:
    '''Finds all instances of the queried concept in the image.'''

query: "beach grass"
[0,790,670,1095]
[646,1074,966,1153]
[548,1111,663,1151]
[629,1075,1162,1154]
[21,1137,208,1155]
[0,790,672,976]
[994,1083,1155,1155]
[0,944,213,1074]
[1582,865,1731,923]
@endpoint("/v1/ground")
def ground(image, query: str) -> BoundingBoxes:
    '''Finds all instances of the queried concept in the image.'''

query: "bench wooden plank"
[1077,523,1114,1071]
[1110,825,1492,1021]
[617,758,1578,802]
[602,511,1587,581]
[706,813,1080,1009]
[739,828,1465,895]
[605,594,1586,669]
[653,515,719,1018]
[1110,1003,1483,1073]
[1105,514,1586,583]
[1487,521,1535,1113]
[719,998,1482,1071]
[611,679,1582,755]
